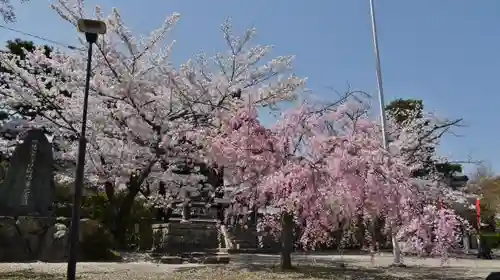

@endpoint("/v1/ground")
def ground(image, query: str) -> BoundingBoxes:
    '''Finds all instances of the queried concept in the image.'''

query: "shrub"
[79,218,121,261]
[53,183,154,250]
[480,232,500,249]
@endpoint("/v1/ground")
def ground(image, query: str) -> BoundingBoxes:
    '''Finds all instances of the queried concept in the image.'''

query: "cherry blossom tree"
[0,0,29,23]
[0,39,59,153]
[385,99,463,180]
[385,99,474,216]
[0,0,305,244]
[209,100,467,269]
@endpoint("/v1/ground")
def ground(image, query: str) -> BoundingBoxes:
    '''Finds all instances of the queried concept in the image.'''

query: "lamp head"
[77,19,107,35]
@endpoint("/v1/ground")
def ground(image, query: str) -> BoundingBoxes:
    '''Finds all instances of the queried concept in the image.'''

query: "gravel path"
[0,254,499,279]
[0,262,202,274]
[0,262,204,279]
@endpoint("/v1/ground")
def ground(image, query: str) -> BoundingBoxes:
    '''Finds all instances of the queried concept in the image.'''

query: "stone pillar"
[471,234,478,249]
[463,234,470,254]
[218,224,233,249]
[151,223,169,253]
[181,203,190,222]
[138,219,153,250]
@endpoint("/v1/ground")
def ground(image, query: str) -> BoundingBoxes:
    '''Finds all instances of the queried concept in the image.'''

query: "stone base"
[0,216,120,262]
[202,254,230,264]
[160,256,183,264]
[150,219,231,264]
[389,263,407,268]
[0,216,67,262]
[152,219,220,254]
[154,252,231,264]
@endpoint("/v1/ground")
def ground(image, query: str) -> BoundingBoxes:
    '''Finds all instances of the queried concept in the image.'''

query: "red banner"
[476,198,481,229]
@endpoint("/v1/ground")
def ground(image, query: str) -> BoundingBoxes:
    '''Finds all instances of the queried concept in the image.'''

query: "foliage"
[82,191,153,248]
[474,177,500,228]
[0,38,77,179]
[53,183,152,249]
[464,165,499,229]
[468,163,495,185]
[78,218,121,261]
[0,39,52,150]
[53,182,73,217]
[3,39,52,60]
[479,232,500,249]
[385,98,424,123]
[385,98,463,180]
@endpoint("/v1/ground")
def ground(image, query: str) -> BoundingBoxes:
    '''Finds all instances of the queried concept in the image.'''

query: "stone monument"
[0,129,55,216]
[0,129,65,262]
[0,129,119,262]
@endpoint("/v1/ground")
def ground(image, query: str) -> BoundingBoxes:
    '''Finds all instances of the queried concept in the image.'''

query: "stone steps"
[150,250,231,264]
[233,239,256,248]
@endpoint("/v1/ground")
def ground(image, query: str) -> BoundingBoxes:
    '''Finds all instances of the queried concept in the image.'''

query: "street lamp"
[66,19,106,280]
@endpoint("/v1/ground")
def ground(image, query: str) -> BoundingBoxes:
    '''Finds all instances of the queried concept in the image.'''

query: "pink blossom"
[211,103,467,259]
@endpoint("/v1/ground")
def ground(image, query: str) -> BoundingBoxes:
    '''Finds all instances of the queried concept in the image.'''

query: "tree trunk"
[110,160,156,248]
[280,212,294,270]
[113,187,140,248]
[356,215,365,250]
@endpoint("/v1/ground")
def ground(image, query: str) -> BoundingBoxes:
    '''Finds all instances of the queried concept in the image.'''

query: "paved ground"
[233,253,500,278]
[0,253,499,279]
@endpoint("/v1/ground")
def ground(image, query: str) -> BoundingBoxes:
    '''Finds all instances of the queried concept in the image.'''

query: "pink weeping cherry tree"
[208,101,467,269]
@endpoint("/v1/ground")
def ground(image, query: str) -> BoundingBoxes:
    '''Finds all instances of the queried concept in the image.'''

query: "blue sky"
[3,0,499,175]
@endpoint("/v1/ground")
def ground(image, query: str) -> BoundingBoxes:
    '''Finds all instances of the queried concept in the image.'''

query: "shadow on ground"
[229,253,367,267]
[0,269,113,280]
[0,265,485,280]
[175,264,483,280]
[0,269,64,280]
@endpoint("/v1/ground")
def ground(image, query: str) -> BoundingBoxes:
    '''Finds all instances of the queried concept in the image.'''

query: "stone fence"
[0,216,119,262]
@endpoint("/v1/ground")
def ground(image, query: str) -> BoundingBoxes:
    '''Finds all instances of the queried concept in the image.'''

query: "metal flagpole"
[369,0,389,149]
[369,0,403,265]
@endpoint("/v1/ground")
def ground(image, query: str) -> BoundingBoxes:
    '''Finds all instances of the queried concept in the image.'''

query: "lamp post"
[66,19,107,280]
[368,0,404,266]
